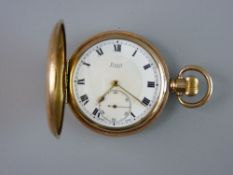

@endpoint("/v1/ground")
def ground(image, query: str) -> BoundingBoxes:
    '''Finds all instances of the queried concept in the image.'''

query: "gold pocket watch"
[46,21,213,137]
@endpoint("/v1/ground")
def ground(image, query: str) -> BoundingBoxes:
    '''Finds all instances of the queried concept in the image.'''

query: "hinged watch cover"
[46,21,66,137]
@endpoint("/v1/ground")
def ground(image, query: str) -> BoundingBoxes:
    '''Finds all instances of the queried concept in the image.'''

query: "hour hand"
[98,96,105,103]
[97,80,118,103]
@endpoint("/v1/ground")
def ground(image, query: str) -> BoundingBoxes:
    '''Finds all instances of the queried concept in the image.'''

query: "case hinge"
[65,59,70,104]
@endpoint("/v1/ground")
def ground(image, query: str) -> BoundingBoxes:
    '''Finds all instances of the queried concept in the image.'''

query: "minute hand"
[116,83,146,106]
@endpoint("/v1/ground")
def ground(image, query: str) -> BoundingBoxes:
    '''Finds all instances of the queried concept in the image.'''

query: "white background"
[0,0,232,175]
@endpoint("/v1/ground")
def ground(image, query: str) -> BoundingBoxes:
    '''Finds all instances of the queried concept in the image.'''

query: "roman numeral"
[114,44,121,52]
[147,81,155,88]
[80,94,89,105]
[92,108,100,118]
[132,49,138,57]
[142,97,150,106]
[96,47,104,56]
[81,61,90,66]
[76,79,85,85]
[130,112,136,119]
[143,64,151,70]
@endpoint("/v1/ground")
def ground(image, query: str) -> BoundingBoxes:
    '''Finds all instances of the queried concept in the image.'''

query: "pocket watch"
[46,21,213,137]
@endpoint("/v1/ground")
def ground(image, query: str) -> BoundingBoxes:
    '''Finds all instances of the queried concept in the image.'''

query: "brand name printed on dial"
[110,62,123,68]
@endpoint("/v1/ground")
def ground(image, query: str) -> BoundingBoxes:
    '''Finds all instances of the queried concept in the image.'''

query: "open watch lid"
[46,21,66,137]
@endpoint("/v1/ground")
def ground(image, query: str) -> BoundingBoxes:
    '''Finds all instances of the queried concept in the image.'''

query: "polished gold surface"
[68,31,170,135]
[185,77,199,96]
[46,21,66,137]
[170,65,213,108]
[170,76,199,96]
[170,78,187,96]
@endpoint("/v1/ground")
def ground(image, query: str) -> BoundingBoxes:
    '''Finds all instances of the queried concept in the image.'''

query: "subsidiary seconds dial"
[72,39,162,128]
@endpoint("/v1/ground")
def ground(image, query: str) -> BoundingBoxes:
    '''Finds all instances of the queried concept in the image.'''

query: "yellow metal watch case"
[46,21,66,138]
[46,21,213,137]
[46,21,169,137]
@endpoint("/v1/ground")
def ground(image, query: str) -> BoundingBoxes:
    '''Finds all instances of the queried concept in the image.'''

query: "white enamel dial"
[72,39,163,129]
